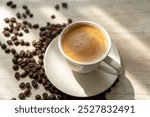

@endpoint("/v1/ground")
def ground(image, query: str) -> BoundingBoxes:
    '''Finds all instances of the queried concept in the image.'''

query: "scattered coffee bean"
[4,27,9,31]
[23,66,31,73]
[31,67,37,73]
[1,43,7,49]
[61,2,68,8]
[51,15,55,19]
[48,94,56,100]
[16,12,21,19]
[24,41,30,46]
[24,89,30,97]
[5,48,10,53]
[11,97,16,100]
[23,20,28,25]
[42,92,48,100]
[56,94,63,100]
[14,40,19,46]
[18,32,23,37]
[6,40,13,46]
[55,4,59,10]
[18,93,25,100]
[37,75,42,83]
[15,72,20,80]
[42,78,47,85]
[68,18,72,24]
[20,71,27,78]
[14,53,19,58]
[19,82,25,89]
[31,80,38,89]
[12,57,18,64]
[29,13,34,18]
[35,94,41,100]
[13,64,19,71]
[38,59,43,65]
[3,30,10,37]
[13,29,18,35]
[26,9,30,15]
[23,27,29,33]
[10,48,16,54]
[25,82,31,89]
[6,1,13,6]
[9,22,13,27]
[22,5,28,10]
[4,18,9,23]
[27,22,32,29]
[33,24,39,29]
[11,4,17,9]
[29,71,33,78]
[22,13,27,19]
[10,17,16,23]
[19,50,25,58]
[11,36,17,41]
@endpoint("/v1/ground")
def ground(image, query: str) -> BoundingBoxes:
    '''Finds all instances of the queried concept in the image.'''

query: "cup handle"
[98,56,122,75]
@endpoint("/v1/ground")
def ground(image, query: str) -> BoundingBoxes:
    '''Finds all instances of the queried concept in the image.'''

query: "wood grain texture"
[0,0,150,99]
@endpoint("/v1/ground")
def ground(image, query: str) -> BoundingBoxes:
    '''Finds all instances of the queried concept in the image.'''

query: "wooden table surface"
[0,0,150,100]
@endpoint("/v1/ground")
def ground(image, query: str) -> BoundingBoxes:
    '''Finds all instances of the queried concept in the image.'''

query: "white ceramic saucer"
[44,36,121,97]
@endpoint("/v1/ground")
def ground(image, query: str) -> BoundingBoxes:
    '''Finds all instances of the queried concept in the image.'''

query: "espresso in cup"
[61,24,108,63]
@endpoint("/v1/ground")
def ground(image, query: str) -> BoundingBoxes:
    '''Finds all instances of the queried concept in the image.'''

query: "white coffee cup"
[58,21,122,74]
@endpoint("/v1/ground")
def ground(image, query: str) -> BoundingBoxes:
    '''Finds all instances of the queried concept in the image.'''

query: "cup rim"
[58,20,111,65]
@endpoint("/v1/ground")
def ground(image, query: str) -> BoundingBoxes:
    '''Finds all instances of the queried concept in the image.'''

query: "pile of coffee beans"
[0,1,119,100]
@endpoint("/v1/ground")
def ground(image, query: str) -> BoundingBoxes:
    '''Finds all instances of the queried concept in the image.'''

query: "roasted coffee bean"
[24,89,30,97]
[36,50,42,55]
[39,69,44,77]
[22,13,27,19]
[68,18,72,24]
[18,32,23,37]
[4,27,9,31]
[27,50,32,58]
[16,12,21,19]
[19,82,25,89]
[31,67,37,72]
[29,72,33,78]
[35,94,41,100]
[23,66,30,73]
[29,58,35,63]
[44,84,50,90]
[28,62,34,67]
[33,24,39,29]
[24,58,30,64]
[11,4,17,9]
[6,1,13,6]
[33,72,38,79]
[2,30,10,37]
[1,43,6,49]
[42,92,48,100]
[51,15,55,19]
[40,27,46,31]
[23,20,28,25]
[13,29,18,35]
[22,5,28,10]
[13,53,19,58]
[19,50,25,58]
[24,41,30,46]
[48,94,56,100]
[31,80,38,89]
[47,22,50,25]
[55,4,59,10]
[38,54,44,59]
[13,64,19,71]
[20,71,27,78]
[61,2,68,8]
[10,48,16,54]
[18,93,25,100]
[38,59,43,65]
[10,17,16,23]
[5,48,10,53]
[26,9,30,15]
[11,97,16,100]
[27,22,32,29]
[56,94,63,100]
[25,82,31,89]
[32,40,36,47]
[37,75,42,83]
[12,57,18,64]
[9,27,13,33]
[9,22,13,27]
[11,36,17,41]
[6,40,13,46]
[49,88,55,93]
[34,64,41,69]
[15,72,20,80]
[29,13,34,18]
[19,39,24,46]
[42,78,47,85]
[4,18,9,23]
[14,40,19,46]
